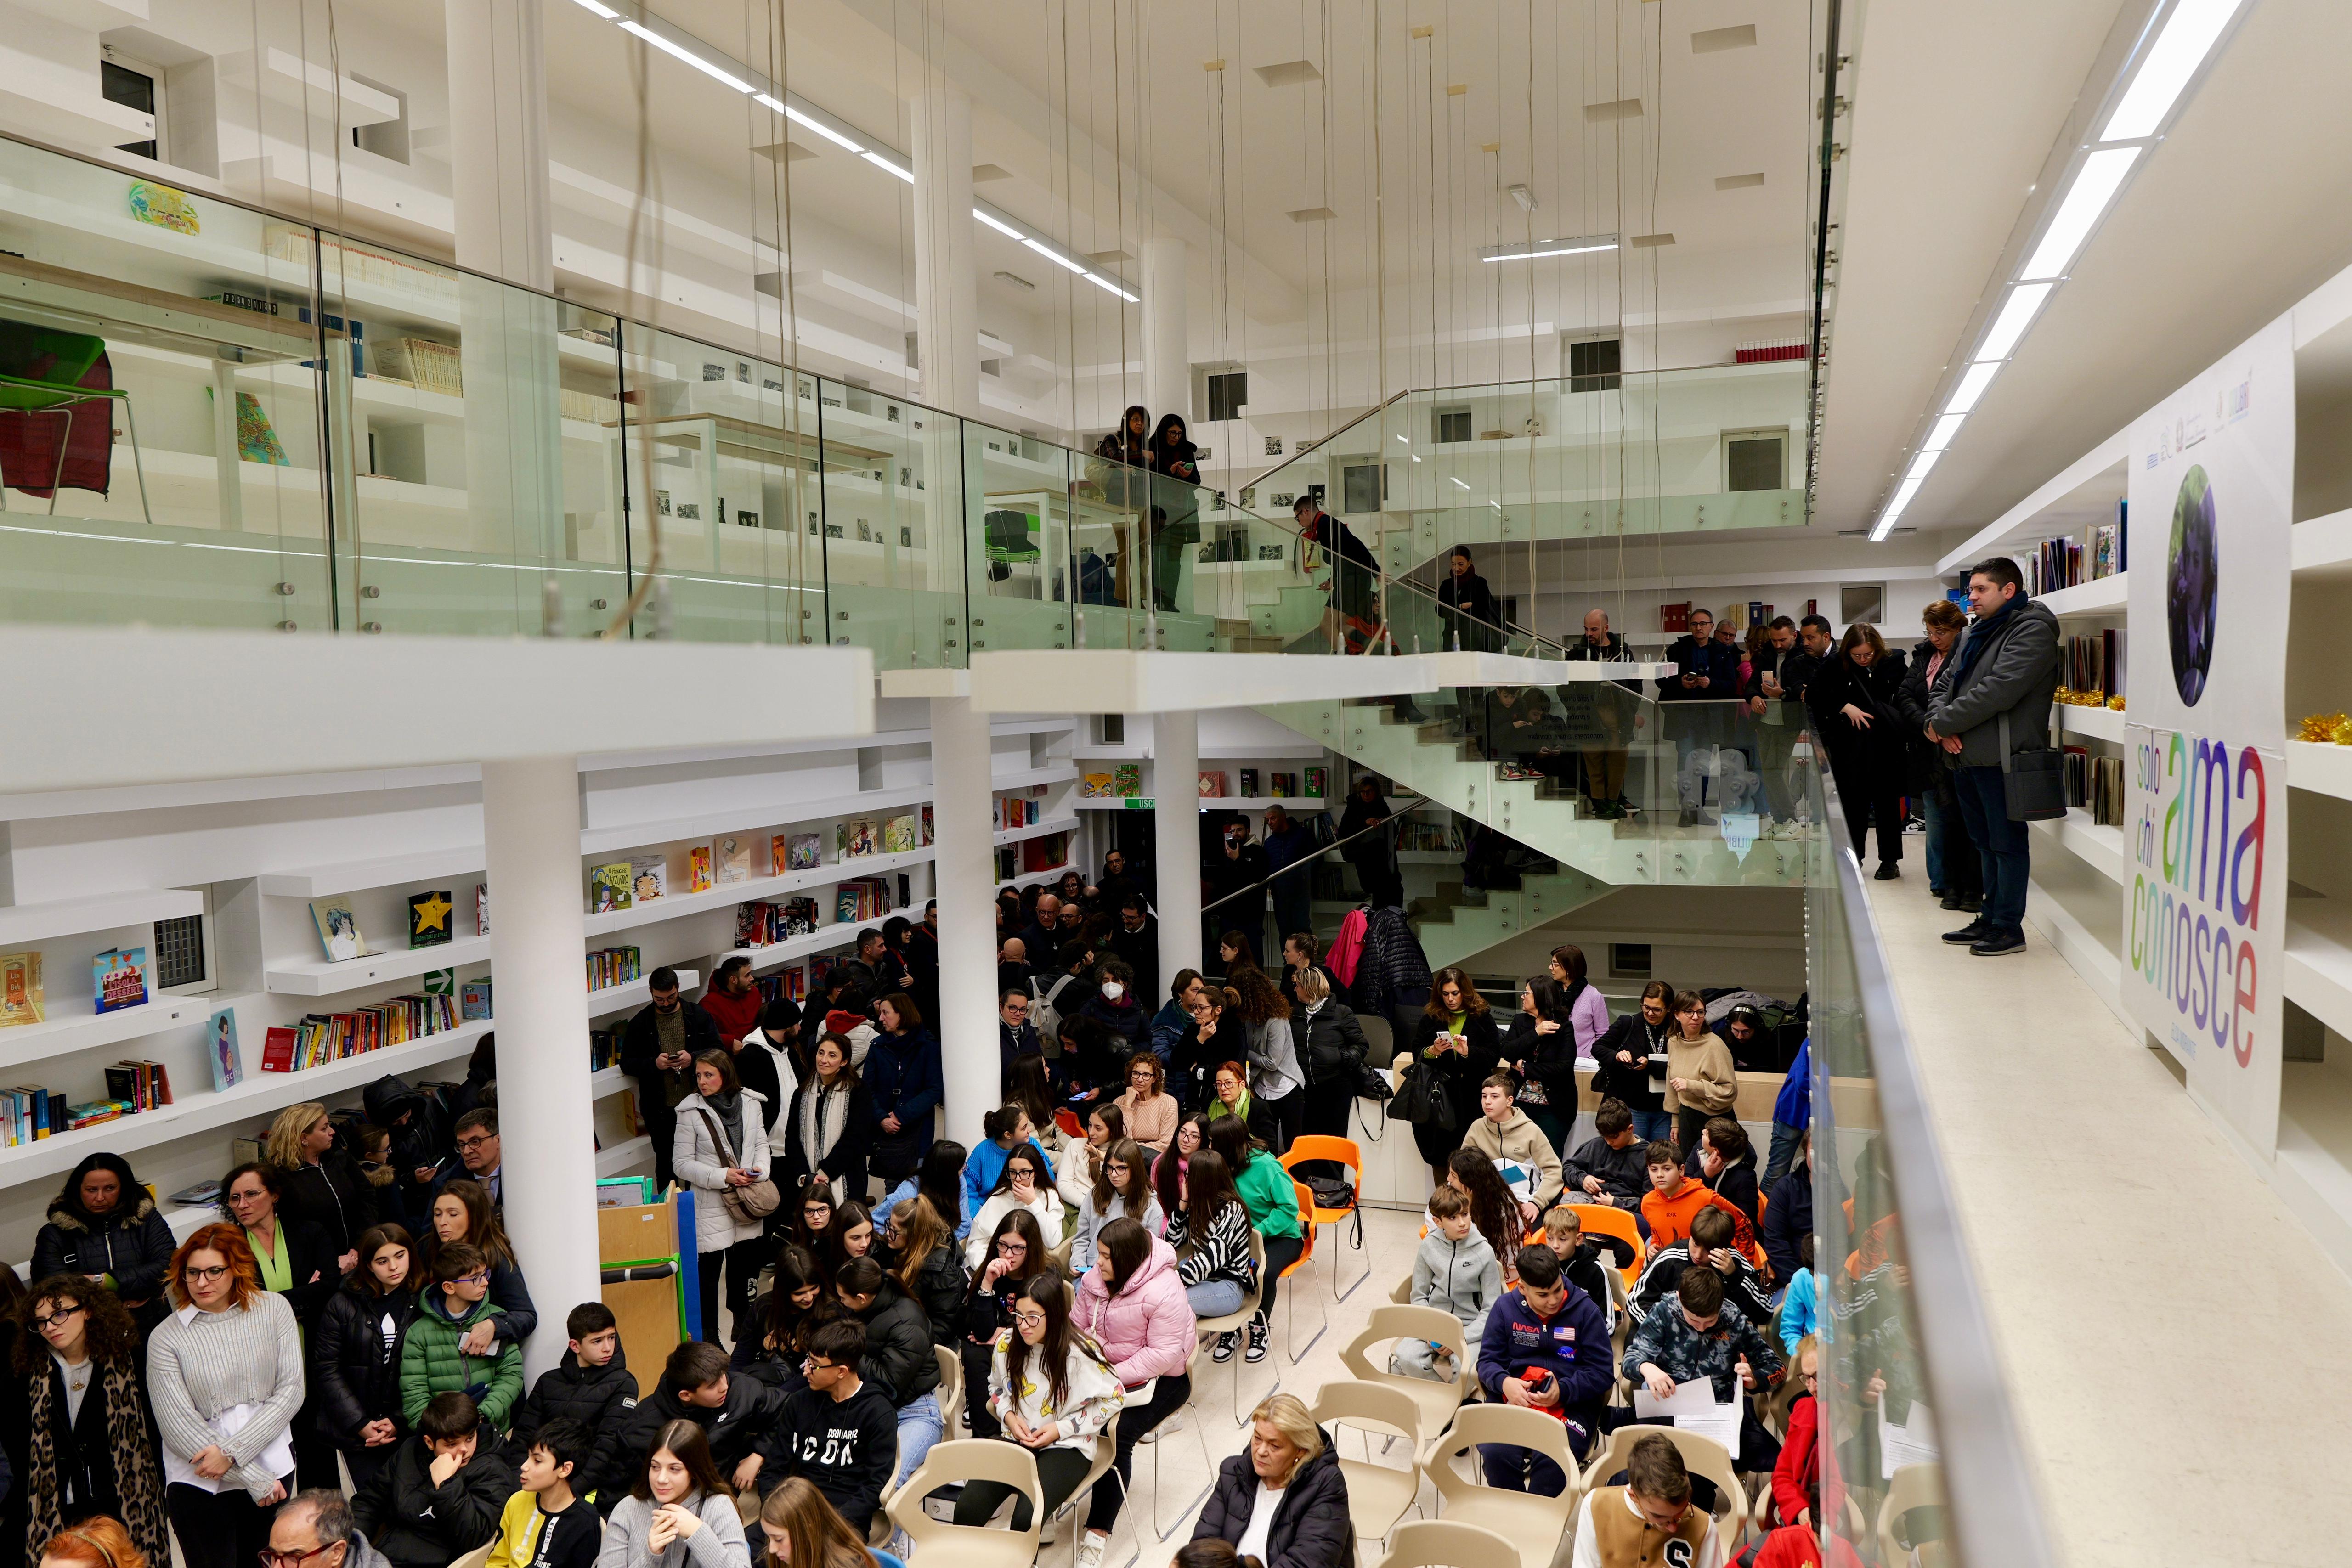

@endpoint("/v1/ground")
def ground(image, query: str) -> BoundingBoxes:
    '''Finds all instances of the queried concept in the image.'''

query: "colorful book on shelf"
[627,856,666,904]
[262,1027,298,1072]
[91,948,149,1015]
[1115,764,1142,798]
[1269,771,1298,799]
[103,1060,173,1111]
[687,846,714,894]
[66,1100,128,1131]
[475,883,490,935]
[407,889,455,948]
[786,833,824,870]
[1198,771,1227,798]
[207,1006,242,1092]
[839,819,879,858]
[589,862,632,913]
[922,805,934,846]
[1239,768,1261,797]
[461,980,493,1021]
[310,898,368,962]
[586,947,643,992]
[1080,773,1117,798]
[715,835,753,885]
[882,814,917,853]
[0,951,42,1028]
[1019,834,1066,874]
[1304,766,1328,798]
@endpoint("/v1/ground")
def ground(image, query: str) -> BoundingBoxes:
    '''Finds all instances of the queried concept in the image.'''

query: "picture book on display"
[715,835,753,885]
[882,814,917,853]
[1304,767,1328,798]
[1270,771,1298,799]
[1239,768,1261,797]
[589,863,632,912]
[922,805,935,845]
[1081,773,1117,798]
[310,898,368,962]
[407,889,455,948]
[782,833,823,871]
[475,883,490,935]
[839,818,879,858]
[687,846,713,894]
[0,951,43,1028]
[92,948,149,1014]
[207,1006,242,1091]
[1115,764,1142,798]
[461,979,493,1021]
[628,856,666,904]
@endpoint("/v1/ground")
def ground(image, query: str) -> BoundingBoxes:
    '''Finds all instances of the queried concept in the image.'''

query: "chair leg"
[47,405,74,515]
[120,396,155,528]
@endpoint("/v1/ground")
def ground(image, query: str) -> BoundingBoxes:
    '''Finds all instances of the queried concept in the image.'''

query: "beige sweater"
[1460,1108,1564,1208]
[1115,1089,1180,1154]
[1663,1032,1737,1116]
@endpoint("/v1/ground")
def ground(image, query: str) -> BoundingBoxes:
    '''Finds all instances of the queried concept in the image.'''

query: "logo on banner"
[2167,466,2219,705]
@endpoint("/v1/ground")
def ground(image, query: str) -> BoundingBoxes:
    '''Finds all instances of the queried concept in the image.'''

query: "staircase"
[1407,861,1613,973]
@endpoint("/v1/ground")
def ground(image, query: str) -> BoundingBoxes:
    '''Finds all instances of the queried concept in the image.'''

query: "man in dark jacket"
[353,1393,517,1568]
[1560,608,1644,818]
[1438,544,1501,731]
[1761,1131,1815,1287]
[832,1259,938,1404]
[1336,776,1404,911]
[1928,555,2063,957]
[362,1075,451,1231]
[1015,893,1065,978]
[1474,1244,1612,1476]
[620,967,718,1191]
[1656,605,1742,827]
[1205,818,1271,965]
[759,1319,898,1533]
[597,1340,781,1512]
[511,1304,639,1478]
[1259,808,1318,950]
[1563,1098,1651,1209]
[1108,892,1161,1005]
[1192,1418,1351,1568]
[1743,616,1815,826]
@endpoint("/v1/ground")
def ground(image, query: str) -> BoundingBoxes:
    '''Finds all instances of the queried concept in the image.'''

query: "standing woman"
[950,1275,1124,1534]
[1225,966,1303,1153]
[1895,600,1982,911]
[865,993,942,1191]
[1205,1117,1303,1367]
[781,1034,874,1205]
[419,1179,538,1347]
[1071,1139,1164,1273]
[145,1224,304,1568]
[1545,945,1611,1061]
[1291,969,1368,1153]
[1499,979,1578,1158]
[959,1208,1048,1439]
[1806,621,1913,879]
[598,1418,750,1568]
[1071,1218,1194,1556]
[264,1104,375,1274]
[1146,412,1202,613]
[1405,968,1498,1185]
[220,1164,337,1327]
[32,1154,178,1333]
[1590,980,1675,1145]
[1662,989,1739,1158]
[674,1047,775,1342]
[311,1224,419,1491]
[11,1275,170,1568]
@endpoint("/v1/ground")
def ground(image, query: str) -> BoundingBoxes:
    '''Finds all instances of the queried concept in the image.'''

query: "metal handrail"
[1199,794,1450,918]
[1237,387,1416,494]
[1814,763,2057,1568]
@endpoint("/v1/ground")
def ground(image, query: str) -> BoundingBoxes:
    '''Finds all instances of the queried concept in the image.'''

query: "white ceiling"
[1819,0,2352,540]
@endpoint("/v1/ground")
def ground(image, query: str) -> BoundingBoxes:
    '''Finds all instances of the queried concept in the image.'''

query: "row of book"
[1396,817,1465,853]
[2027,514,2126,596]
[3,1087,134,1145]
[588,947,644,992]
[995,795,1049,829]
[261,992,462,1072]
[995,837,1069,882]
[2067,630,2128,699]
[2064,749,2126,826]
[104,1059,175,1111]
[586,812,936,914]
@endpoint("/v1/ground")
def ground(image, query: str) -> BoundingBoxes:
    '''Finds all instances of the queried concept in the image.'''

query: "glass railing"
[1243,367,1811,578]
[1802,760,2056,1568]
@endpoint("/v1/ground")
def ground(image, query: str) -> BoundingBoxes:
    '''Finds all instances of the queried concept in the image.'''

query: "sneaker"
[1939,891,1966,909]
[1959,894,1984,912]
[1246,1320,1270,1363]
[1678,807,1699,828]
[1212,1331,1238,1363]
[1969,930,2027,957]
[1941,920,1989,945]
[1077,1537,1108,1568]
[1873,864,1900,880]
[1139,1413,1184,1444]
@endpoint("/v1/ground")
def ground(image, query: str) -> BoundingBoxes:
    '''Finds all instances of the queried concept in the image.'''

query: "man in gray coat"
[1925,555,2061,956]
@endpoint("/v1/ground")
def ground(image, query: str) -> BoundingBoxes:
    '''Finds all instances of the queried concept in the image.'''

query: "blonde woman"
[262,1103,375,1274]
[1191,1394,1349,1568]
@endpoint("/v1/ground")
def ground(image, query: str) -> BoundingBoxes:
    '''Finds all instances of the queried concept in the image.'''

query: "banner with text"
[2122,315,2294,1158]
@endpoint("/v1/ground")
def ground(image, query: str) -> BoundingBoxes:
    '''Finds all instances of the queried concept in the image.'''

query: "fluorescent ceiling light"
[1481,236,1618,263]
[973,209,1025,240]
[2018,146,2140,280]
[1450,477,1470,490]
[1023,237,1088,275]
[617,21,755,93]
[862,151,914,183]
[1083,272,1139,302]
[1944,360,2003,416]
[1869,505,1904,542]
[569,0,619,16]
[2101,0,2245,141]
[1395,434,1408,443]
[1974,281,2054,363]
[1922,412,1966,452]
[783,103,863,153]
[752,93,785,113]
[1905,449,1942,483]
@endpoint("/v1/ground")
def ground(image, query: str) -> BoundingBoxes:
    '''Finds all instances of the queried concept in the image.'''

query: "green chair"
[0,321,154,524]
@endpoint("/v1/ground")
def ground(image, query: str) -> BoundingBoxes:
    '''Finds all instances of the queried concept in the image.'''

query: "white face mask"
[1101,981,1125,1001]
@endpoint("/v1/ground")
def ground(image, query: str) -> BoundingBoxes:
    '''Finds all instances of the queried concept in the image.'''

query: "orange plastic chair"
[1567,1203,1646,1292]
[1279,1135,1369,1298]
[1280,1181,1321,1361]
[1054,1107,1085,1141]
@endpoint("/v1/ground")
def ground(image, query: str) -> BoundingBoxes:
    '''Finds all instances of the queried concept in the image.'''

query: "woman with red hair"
[143,1224,305,1568]
[35,1515,148,1568]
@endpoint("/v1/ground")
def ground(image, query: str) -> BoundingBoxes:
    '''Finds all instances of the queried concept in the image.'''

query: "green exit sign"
[1124,798,1155,809]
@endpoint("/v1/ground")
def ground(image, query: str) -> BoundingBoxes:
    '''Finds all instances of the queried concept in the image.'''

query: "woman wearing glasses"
[961,1145,1062,1271]
[950,1275,1124,1540]
[1071,1218,1194,1556]
[1069,1139,1162,1275]
[144,1224,305,1568]
[263,1104,377,1277]
[958,1208,1047,1439]
[9,1275,170,1568]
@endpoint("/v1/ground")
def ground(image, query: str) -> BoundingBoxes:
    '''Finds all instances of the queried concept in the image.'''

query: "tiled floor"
[1864,875,2352,1568]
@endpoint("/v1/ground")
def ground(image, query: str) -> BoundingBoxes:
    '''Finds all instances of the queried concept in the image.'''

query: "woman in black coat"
[264,1102,377,1269]
[1499,976,1579,1156]
[1892,603,1983,911]
[1193,1395,1351,1568]
[780,1031,875,1200]
[1404,968,1501,1184]
[1147,412,1201,613]
[30,1153,178,1331]
[1589,980,1676,1146]
[1805,622,1913,879]
[309,1224,419,1492]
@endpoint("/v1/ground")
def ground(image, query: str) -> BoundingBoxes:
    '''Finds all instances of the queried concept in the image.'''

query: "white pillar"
[931,696,997,1149]
[1140,237,1189,425]
[445,0,552,289]
[480,754,599,1382]
[911,85,981,420]
[1153,710,1202,987]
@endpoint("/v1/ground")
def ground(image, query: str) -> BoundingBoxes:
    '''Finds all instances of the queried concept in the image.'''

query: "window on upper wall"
[100,55,160,160]
[153,892,216,995]
[1206,371,1248,423]
[1568,337,1621,394]
[1341,462,1385,515]
[1724,427,1789,492]
[1434,407,1471,444]
[1609,942,1652,979]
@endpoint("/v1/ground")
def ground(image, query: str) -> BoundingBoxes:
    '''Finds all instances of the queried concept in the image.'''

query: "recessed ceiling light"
[1922,412,1966,452]
[1973,282,2054,362]
[1583,98,1643,122]
[2100,0,2246,141]
[1943,361,2002,416]
[1691,23,1758,52]
[1480,234,1618,262]
[1714,172,1766,191]
[2018,146,2139,280]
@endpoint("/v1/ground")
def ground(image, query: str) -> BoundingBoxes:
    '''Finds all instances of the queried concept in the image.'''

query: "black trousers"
[1088,1373,1191,1531]
[1257,1233,1306,1324]
[961,1340,1003,1437]
[951,1442,1093,1531]
[1830,751,1905,867]
[1248,1088,1304,1155]
[697,1235,772,1343]
[169,1477,289,1568]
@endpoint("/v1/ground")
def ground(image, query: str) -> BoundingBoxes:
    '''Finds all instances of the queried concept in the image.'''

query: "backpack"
[1029,972,1081,1045]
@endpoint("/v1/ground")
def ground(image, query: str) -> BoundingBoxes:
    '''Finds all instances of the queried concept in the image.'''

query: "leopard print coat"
[23,1354,170,1568]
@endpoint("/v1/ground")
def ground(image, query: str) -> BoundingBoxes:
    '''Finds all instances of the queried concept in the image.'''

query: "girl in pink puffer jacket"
[1071,1218,1199,1550]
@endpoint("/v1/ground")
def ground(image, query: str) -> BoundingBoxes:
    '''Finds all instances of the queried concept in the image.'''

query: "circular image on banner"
[2167,464,2217,705]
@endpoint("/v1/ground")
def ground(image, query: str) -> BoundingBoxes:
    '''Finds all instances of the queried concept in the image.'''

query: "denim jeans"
[894,1390,944,1484]
[1186,1278,1248,1317]
[1953,765,2030,935]
[1922,791,1950,889]
[1763,1119,1805,1186]
[1630,1109,1675,1145]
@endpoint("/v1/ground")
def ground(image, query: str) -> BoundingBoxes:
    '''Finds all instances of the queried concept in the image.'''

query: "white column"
[911,85,981,420]
[445,0,552,289]
[931,696,997,1148]
[1140,237,1189,425]
[480,754,599,1382]
[1153,710,1202,987]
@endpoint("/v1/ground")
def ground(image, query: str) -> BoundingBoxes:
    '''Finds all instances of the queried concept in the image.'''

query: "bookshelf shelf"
[0,890,206,948]
[2292,507,2352,579]
[0,995,213,1076]
[266,936,492,997]
[596,1135,653,1177]
[0,1021,488,1187]
[585,848,935,938]
[994,816,1078,847]
[590,1064,629,1098]
[1073,798,1153,812]
[727,902,921,977]
[2288,896,2352,1041]
[2029,808,2126,886]
[1008,864,1071,890]
[2039,573,2128,617]
[575,785,933,859]
[990,765,1080,791]
[257,849,487,900]
[584,968,697,1022]
[2055,705,2126,744]
[2289,741,2352,803]
[1208,797,1334,812]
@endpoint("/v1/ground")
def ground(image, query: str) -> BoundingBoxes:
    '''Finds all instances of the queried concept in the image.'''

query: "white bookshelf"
[2055,704,2127,744]
[586,848,935,938]
[2289,741,2352,802]
[0,890,206,947]
[994,815,1079,847]
[2028,808,2126,886]
[2039,573,2128,617]
[0,996,214,1075]
[266,936,493,997]
[596,1135,653,1177]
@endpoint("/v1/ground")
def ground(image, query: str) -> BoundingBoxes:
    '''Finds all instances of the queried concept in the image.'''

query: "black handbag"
[1388,1058,1457,1129]
[1998,710,2068,822]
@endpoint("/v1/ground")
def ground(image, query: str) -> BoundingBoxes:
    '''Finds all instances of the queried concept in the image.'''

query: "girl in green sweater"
[1204,1116,1302,1364]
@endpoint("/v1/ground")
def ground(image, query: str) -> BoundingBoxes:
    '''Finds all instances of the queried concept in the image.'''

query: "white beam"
[969,651,1442,715]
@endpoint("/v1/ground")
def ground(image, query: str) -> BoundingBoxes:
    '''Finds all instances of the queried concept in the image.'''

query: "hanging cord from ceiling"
[601,11,670,638]
[748,0,808,641]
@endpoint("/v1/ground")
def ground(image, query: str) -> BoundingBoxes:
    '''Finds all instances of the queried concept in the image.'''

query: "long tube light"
[1023,237,1089,275]
[1871,0,2246,543]
[617,21,754,93]
[1480,234,1618,263]
[862,151,915,183]
[973,209,1025,240]
[780,103,862,154]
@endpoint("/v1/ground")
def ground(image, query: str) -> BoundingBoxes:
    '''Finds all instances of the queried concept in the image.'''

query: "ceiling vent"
[1288,206,1338,223]
[1691,24,1758,52]
[1254,59,1323,88]
[994,271,1036,291]
[1716,171,1767,190]
[1583,97,1643,121]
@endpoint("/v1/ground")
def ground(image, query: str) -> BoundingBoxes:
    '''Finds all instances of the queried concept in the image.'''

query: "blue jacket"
[1147,999,1190,1065]
[1475,1282,1613,1451]
[960,1137,1056,1224]
[866,1027,943,1125]
[1773,1038,1812,1130]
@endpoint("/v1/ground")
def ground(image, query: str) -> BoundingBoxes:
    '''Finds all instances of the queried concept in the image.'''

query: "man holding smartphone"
[1656,606,1741,826]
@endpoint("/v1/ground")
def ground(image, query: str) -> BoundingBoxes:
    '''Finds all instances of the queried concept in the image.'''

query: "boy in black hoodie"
[354,1392,519,1568]
[757,1318,898,1533]
[597,1339,783,1511]
[512,1303,639,1506]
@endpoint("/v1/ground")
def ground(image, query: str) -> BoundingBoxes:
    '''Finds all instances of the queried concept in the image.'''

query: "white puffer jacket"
[673,1089,772,1252]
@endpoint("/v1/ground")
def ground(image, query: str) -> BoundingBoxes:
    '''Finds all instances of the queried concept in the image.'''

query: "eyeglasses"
[452,1270,490,1286]
[259,1545,338,1568]
[455,1135,495,1152]
[185,1265,232,1283]
[1011,1311,1048,1328]
[801,1356,839,1373]
[31,1305,85,1330]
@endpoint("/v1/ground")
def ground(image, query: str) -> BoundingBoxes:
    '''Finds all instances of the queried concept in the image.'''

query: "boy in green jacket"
[401,1241,525,1429]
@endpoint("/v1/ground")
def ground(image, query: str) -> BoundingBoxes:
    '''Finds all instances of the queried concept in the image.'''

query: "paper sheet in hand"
[1633,1381,1741,1461]
[1881,1400,1939,1479]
